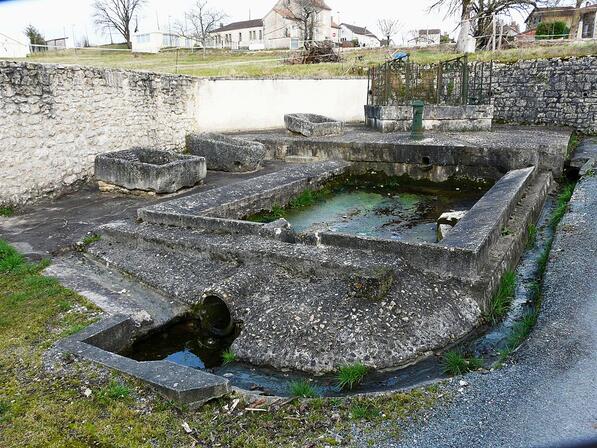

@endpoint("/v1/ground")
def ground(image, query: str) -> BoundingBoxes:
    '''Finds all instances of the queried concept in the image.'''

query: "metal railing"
[367,55,493,107]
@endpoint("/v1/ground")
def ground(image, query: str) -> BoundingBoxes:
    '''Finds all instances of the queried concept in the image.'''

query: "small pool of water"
[122,320,233,369]
[283,185,483,243]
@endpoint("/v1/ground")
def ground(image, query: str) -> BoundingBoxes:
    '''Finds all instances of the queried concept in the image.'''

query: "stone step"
[90,220,404,303]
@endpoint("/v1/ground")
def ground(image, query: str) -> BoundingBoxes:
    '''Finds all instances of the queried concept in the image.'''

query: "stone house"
[525,4,597,39]
[339,24,381,48]
[210,0,335,50]
[210,19,266,51]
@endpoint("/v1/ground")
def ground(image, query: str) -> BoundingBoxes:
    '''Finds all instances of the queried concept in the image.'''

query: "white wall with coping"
[195,78,368,132]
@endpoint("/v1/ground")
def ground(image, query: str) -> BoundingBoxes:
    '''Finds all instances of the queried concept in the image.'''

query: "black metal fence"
[367,55,493,107]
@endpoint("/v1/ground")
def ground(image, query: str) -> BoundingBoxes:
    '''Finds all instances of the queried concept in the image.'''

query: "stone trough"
[186,133,266,173]
[94,149,206,194]
[284,113,344,137]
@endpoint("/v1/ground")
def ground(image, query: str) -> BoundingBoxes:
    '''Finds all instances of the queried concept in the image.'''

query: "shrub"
[536,21,570,40]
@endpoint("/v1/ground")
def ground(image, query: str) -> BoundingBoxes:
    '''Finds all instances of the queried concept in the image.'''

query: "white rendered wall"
[195,78,368,132]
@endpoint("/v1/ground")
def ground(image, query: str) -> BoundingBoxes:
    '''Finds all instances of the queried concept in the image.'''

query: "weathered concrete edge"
[51,315,230,408]
[443,166,536,260]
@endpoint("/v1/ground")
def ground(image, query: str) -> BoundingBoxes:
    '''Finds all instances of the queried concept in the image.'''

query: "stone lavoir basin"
[55,160,554,405]
[246,179,485,243]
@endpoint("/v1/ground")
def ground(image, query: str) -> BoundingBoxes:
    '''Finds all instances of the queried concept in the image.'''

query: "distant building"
[210,0,335,50]
[210,19,265,50]
[45,37,73,51]
[409,29,441,47]
[339,24,381,47]
[132,32,197,53]
[525,4,597,39]
[0,33,29,58]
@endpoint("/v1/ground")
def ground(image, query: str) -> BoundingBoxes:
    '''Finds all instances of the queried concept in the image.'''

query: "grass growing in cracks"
[337,363,368,391]
[442,351,484,376]
[288,380,319,398]
[498,182,576,362]
[81,234,101,246]
[0,207,15,217]
[484,271,516,325]
[221,349,237,365]
[526,224,538,249]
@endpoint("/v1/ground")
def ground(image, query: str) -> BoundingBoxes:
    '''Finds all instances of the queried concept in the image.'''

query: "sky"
[0,0,534,46]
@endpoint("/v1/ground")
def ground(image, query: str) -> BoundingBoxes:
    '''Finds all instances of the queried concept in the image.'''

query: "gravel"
[356,166,597,448]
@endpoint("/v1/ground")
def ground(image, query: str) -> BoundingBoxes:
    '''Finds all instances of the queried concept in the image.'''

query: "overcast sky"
[0,0,534,46]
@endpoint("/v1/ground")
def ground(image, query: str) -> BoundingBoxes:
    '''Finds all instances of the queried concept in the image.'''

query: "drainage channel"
[123,195,558,397]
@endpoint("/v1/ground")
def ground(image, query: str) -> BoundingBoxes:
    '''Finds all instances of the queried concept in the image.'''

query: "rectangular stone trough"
[95,149,206,194]
[52,315,229,408]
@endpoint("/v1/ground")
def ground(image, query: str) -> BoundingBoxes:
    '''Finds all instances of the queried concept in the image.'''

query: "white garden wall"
[196,78,368,132]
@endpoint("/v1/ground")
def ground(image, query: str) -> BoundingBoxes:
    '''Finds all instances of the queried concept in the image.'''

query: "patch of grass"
[337,363,368,391]
[0,206,14,217]
[288,379,319,398]
[0,239,446,446]
[62,323,88,337]
[550,183,576,230]
[527,224,538,249]
[15,41,597,79]
[221,349,237,365]
[499,311,539,360]
[442,351,484,376]
[81,234,101,246]
[484,271,516,325]
[98,380,133,401]
[350,403,381,420]
[567,132,581,159]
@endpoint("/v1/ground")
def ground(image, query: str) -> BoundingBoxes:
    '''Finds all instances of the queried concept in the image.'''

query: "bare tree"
[377,19,401,46]
[176,1,226,50]
[287,0,326,48]
[93,0,146,49]
[430,0,537,48]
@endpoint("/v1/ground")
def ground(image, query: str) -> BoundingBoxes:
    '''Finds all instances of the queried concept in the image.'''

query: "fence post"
[462,55,469,105]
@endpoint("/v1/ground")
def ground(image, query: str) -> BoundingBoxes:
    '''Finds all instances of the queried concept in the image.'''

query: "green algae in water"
[282,186,483,243]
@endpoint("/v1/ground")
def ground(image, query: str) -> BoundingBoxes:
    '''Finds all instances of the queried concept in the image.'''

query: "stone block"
[186,133,266,173]
[284,113,344,137]
[94,149,206,194]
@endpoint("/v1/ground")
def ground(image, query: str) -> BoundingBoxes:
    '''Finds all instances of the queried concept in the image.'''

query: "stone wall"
[491,57,597,133]
[0,61,199,205]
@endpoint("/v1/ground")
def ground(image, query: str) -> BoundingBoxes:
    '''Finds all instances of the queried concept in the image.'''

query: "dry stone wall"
[0,61,199,205]
[491,57,597,133]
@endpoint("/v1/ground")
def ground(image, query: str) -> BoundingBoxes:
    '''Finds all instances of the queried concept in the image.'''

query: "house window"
[239,32,242,42]
[259,30,263,40]
[582,12,595,38]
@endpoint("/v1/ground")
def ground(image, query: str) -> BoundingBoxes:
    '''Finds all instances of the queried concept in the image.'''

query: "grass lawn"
[9,41,596,79]
[0,239,442,447]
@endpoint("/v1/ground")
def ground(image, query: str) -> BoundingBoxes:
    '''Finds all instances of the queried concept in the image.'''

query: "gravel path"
[358,167,597,448]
